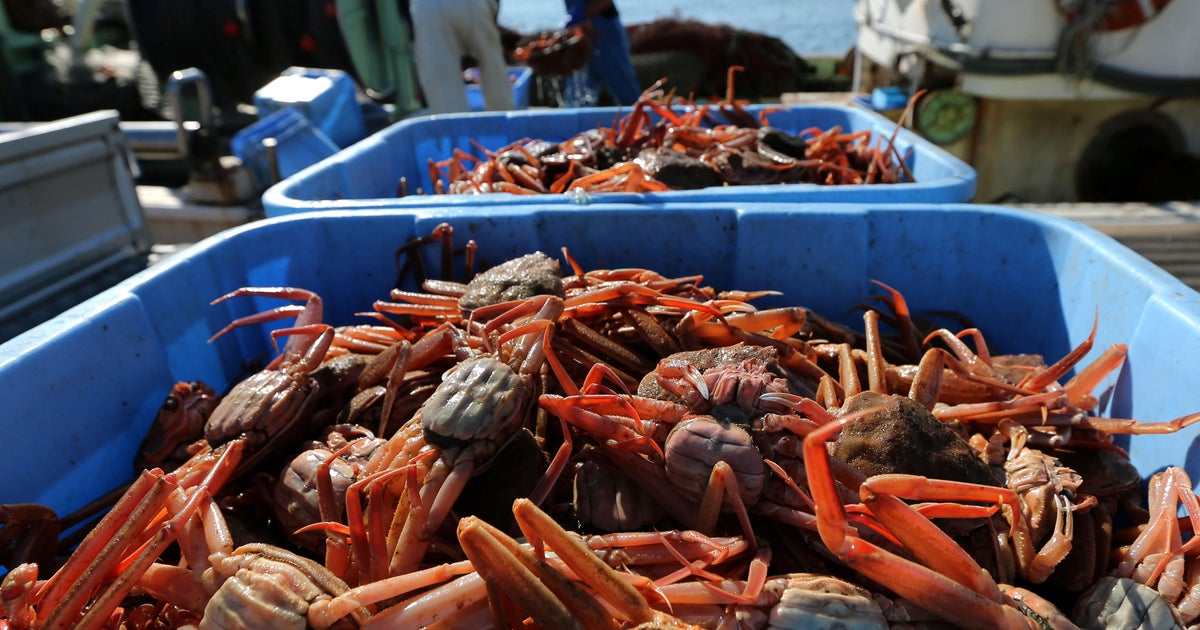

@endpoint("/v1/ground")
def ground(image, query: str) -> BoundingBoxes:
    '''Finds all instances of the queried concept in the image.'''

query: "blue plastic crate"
[2,203,1198,518]
[261,104,977,217]
[465,66,534,112]
[254,67,366,149]
[232,108,340,188]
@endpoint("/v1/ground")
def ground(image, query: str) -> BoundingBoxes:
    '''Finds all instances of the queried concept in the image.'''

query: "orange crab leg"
[868,279,921,360]
[1080,411,1200,434]
[381,289,460,309]
[1062,342,1127,410]
[862,309,889,394]
[802,406,1038,630]
[550,158,583,193]
[39,441,241,630]
[881,89,923,183]
[568,162,637,191]
[427,158,444,192]
[923,328,995,377]
[1020,313,1098,391]
[209,286,323,344]
[716,307,809,341]
[954,327,996,367]
[1149,469,1200,588]
[691,461,757,549]
[1118,469,1185,590]
[616,101,650,149]
[312,444,353,577]
[491,300,578,395]
[459,515,615,630]
[539,393,666,459]
[512,498,659,625]
[386,447,474,577]
[528,412,577,507]
[311,559,480,629]
[342,467,405,584]
[931,389,1066,422]
[858,475,1023,560]
[907,348,947,411]
[35,470,169,627]
[78,485,220,630]
[835,343,863,398]
[565,282,724,318]
[585,530,749,569]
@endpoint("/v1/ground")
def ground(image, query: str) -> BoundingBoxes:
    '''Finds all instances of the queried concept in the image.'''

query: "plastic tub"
[2,202,1197,517]
[261,104,977,217]
[231,108,340,188]
[465,66,534,112]
[254,67,366,149]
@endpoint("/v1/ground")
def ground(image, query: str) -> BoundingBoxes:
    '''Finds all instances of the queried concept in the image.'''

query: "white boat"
[853,0,1200,202]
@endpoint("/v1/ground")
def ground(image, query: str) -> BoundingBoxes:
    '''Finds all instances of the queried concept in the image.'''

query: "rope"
[1055,0,1111,83]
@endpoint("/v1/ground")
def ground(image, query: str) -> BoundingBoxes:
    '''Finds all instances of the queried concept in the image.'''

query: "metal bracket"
[165,68,256,205]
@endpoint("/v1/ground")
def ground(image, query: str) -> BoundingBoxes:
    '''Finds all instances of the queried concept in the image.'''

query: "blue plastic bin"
[254,67,366,149]
[465,66,534,112]
[260,104,977,217]
[871,86,908,110]
[1,203,1198,517]
[232,108,340,188]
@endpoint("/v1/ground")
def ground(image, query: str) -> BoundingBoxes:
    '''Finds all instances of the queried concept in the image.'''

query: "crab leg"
[564,282,724,319]
[208,287,325,362]
[803,408,1040,629]
[334,529,745,629]
[859,474,1074,584]
[82,486,218,628]
[539,393,669,457]
[862,310,889,394]
[36,469,171,629]
[693,461,757,548]
[512,498,661,625]
[37,440,241,629]
[459,515,611,630]
[869,279,922,361]
[310,560,479,629]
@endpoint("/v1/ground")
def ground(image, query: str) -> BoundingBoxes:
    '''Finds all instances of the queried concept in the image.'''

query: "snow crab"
[359,293,576,576]
[0,442,242,629]
[135,380,219,472]
[410,70,916,200]
[539,344,831,543]
[1110,466,1200,625]
[794,397,1076,629]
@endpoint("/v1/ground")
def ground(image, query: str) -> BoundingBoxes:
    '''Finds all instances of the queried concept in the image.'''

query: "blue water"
[498,0,860,56]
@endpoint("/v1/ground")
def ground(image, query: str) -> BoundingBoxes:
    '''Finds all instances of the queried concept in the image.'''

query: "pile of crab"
[407,68,913,198]
[4,223,1200,630]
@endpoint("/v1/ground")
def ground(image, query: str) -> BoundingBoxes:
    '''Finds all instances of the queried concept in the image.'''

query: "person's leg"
[587,16,642,106]
[457,0,513,111]
[410,0,471,113]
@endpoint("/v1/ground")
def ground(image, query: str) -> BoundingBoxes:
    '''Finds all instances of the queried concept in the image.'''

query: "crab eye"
[162,395,180,411]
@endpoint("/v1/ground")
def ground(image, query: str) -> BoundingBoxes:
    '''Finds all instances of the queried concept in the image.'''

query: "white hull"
[855,0,1200,99]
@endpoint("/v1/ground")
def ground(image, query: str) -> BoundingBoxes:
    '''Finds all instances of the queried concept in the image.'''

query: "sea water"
[498,0,860,57]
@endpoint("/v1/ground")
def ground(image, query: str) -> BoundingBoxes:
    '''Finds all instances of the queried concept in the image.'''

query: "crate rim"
[4,201,1198,365]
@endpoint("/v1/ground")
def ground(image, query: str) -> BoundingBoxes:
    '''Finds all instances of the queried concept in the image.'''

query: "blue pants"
[566,15,641,106]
